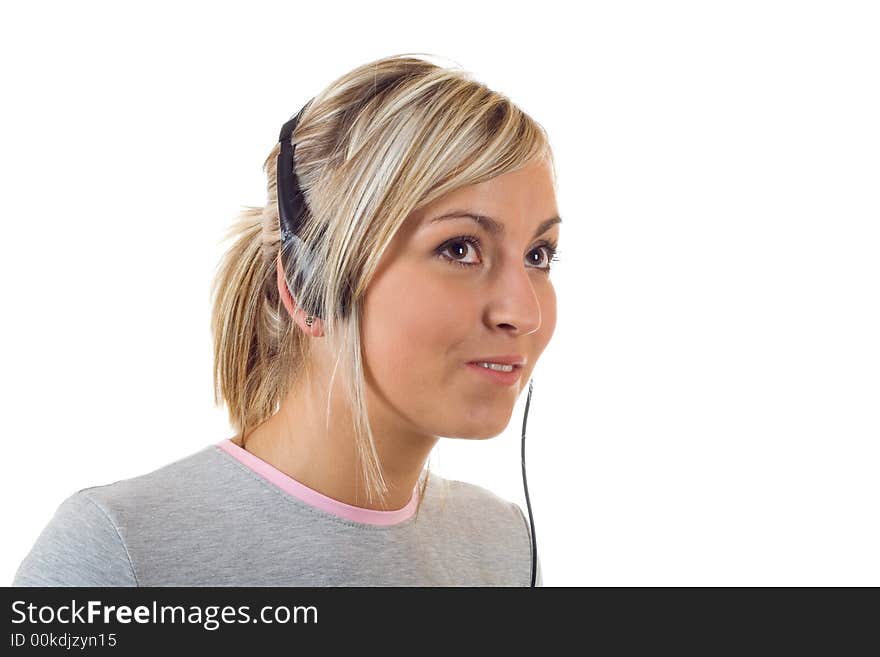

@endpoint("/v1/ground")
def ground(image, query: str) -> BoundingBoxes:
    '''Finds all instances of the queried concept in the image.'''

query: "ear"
[276,253,324,336]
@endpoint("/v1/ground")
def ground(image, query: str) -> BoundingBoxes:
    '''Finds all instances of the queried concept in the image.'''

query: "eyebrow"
[427,210,562,239]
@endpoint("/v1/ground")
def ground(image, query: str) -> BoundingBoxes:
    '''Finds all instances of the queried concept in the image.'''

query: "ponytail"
[210,205,305,440]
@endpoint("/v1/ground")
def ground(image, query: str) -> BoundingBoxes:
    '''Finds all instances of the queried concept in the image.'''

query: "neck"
[238,364,438,511]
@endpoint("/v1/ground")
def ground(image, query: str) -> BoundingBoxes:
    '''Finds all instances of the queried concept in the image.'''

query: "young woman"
[14,53,560,587]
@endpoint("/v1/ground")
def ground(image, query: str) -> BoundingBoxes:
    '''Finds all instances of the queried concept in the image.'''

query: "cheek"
[361,267,473,394]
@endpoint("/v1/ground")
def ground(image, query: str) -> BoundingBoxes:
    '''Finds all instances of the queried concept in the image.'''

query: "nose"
[484,262,543,335]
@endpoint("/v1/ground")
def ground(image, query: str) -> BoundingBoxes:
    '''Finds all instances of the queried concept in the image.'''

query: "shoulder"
[79,444,227,515]
[428,474,528,542]
[12,490,137,586]
[437,475,521,514]
[12,444,224,587]
[427,474,539,585]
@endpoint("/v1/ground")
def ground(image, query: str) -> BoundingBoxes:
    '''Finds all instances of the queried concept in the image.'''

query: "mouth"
[465,361,523,386]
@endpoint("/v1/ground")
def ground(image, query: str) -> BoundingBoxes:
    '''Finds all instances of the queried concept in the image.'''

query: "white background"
[1,1,877,586]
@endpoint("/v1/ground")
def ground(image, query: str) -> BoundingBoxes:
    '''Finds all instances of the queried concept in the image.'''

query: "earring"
[305,315,315,327]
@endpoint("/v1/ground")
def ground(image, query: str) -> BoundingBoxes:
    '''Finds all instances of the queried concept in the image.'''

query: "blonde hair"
[210,52,555,514]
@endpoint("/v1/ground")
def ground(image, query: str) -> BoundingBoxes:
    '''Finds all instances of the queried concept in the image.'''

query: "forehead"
[416,160,558,231]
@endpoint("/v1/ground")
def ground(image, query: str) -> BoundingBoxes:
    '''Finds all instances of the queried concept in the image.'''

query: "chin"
[455,417,512,440]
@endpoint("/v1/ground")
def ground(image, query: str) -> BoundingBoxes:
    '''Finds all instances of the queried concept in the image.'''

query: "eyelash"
[435,233,560,273]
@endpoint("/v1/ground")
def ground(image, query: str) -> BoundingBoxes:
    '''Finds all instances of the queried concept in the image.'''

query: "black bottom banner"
[1,587,874,652]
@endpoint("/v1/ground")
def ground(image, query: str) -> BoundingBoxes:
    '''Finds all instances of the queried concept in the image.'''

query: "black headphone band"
[277,102,311,248]
[276,98,352,320]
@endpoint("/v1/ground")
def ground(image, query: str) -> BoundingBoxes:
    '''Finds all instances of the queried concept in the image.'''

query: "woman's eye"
[527,246,552,268]
[440,237,481,267]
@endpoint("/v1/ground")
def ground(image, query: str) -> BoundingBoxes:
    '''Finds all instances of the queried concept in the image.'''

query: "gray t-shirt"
[13,439,541,586]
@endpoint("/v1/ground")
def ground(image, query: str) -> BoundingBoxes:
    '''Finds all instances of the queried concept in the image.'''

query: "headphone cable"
[521,377,538,587]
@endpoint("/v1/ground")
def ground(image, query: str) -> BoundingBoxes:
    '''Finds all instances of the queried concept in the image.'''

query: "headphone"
[276,102,539,587]
[276,97,352,320]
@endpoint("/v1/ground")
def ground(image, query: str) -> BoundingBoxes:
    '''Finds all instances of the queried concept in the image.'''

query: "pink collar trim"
[215,439,419,526]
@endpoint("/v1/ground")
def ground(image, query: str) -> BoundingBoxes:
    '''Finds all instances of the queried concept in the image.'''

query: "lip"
[466,355,526,366]
[465,362,523,386]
